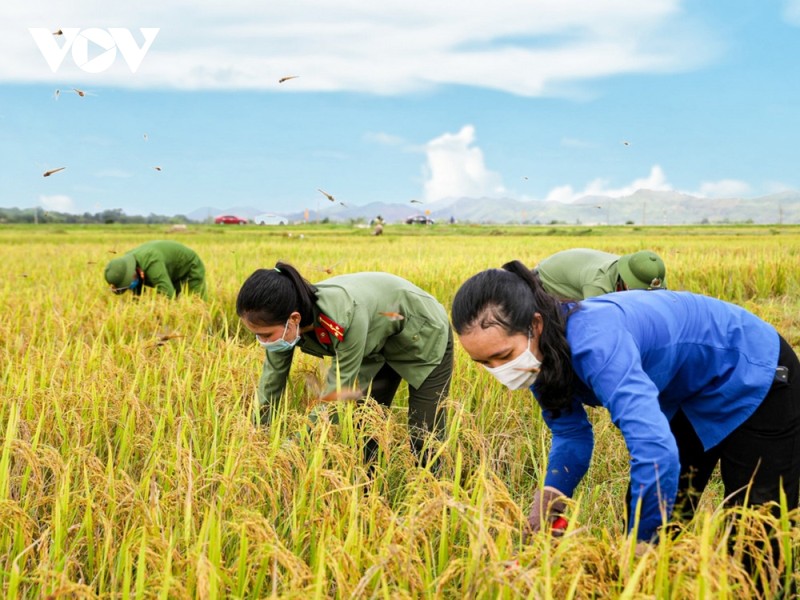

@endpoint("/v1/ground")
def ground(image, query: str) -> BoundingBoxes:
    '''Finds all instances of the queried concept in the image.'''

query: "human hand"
[526,486,568,534]
[634,541,652,558]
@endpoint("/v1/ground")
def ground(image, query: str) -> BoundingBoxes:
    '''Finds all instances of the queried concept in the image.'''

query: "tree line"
[0,207,192,225]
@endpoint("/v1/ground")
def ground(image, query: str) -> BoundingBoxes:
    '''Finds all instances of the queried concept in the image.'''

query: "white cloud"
[39,194,76,213]
[364,132,406,146]
[543,184,581,203]
[422,125,506,202]
[2,0,719,95]
[696,179,751,198]
[784,0,800,25]
[544,165,671,202]
[543,170,763,203]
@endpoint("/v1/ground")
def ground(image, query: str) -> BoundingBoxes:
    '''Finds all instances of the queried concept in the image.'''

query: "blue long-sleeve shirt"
[534,290,779,541]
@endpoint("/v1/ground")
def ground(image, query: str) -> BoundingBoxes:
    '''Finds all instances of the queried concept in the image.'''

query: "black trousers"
[666,335,800,596]
[625,335,800,525]
[365,329,454,465]
[670,335,800,519]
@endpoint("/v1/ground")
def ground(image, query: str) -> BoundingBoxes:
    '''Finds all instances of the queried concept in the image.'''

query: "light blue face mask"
[258,318,301,353]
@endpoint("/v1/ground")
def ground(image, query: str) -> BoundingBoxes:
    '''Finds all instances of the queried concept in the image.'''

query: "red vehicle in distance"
[214,215,248,225]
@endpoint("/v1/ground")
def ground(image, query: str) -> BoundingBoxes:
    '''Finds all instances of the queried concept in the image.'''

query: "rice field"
[1,223,799,599]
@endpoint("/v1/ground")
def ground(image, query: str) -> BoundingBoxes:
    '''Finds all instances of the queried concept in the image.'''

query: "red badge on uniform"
[315,327,332,345]
[318,314,345,342]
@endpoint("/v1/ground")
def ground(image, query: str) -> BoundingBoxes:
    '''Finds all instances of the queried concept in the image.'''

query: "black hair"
[451,260,576,411]
[236,262,318,327]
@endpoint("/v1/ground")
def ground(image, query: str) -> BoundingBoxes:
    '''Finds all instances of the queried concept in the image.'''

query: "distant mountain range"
[188,189,800,225]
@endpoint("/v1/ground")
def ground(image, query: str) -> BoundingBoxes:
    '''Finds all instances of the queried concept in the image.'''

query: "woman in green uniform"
[104,240,207,300]
[535,248,666,300]
[236,262,453,461]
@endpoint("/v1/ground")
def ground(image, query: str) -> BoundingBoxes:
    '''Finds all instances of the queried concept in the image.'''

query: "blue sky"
[2,0,800,216]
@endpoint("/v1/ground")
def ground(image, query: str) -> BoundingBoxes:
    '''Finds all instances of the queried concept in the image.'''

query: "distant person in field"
[373,214,384,236]
[452,260,799,552]
[535,248,666,300]
[236,262,452,464]
[104,240,208,300]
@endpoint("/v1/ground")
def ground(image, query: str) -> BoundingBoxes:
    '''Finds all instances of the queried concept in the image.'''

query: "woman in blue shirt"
[451,260,800,544]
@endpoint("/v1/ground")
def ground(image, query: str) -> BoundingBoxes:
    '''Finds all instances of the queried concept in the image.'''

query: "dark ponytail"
[236,262,318,327]
[451,260,576,411]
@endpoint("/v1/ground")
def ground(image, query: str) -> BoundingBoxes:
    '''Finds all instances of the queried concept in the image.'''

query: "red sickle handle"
[552,516,568,531]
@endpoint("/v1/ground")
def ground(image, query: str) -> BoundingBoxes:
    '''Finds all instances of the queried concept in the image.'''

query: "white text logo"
[29,28,160,73]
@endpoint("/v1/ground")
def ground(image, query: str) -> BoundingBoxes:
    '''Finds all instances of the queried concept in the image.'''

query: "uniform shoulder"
[541,248,618,264]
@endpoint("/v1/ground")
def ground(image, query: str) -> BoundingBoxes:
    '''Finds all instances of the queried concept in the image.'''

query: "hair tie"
[274,267,281,273]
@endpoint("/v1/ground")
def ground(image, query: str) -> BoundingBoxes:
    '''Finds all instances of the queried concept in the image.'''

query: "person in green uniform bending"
[534,248,666,300]
[104,240,208,300]
[236,262,453,461]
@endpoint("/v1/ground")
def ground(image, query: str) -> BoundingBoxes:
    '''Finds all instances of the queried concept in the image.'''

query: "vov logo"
[29,28,160,73]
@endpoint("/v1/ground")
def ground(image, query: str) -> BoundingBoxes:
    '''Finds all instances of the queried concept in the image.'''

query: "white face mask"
[483,332,542,390]
[257,318,301,353]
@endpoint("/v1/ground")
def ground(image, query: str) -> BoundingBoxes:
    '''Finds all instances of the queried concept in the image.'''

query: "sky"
[1,0,800,217]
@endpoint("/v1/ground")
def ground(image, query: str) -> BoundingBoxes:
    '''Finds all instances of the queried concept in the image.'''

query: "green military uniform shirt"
[129,240,207,299]
[535,248,622,300]
[258,272,450,409]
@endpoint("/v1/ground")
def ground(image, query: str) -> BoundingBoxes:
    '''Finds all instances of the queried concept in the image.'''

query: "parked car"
[214,215,248,225]
[253,213,288,225]
[405,214,435,225]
